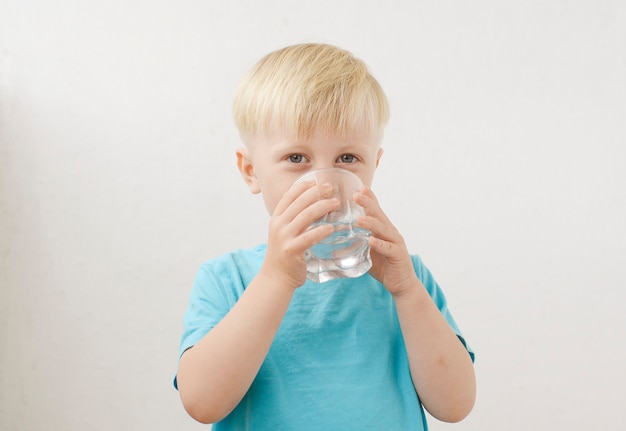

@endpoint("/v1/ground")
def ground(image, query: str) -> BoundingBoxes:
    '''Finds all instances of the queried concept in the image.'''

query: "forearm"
[393,277,476,423]
[177,272,294,424]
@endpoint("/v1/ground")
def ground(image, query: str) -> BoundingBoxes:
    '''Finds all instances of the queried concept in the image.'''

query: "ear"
[236,147,261,194]
[375,148,384,168]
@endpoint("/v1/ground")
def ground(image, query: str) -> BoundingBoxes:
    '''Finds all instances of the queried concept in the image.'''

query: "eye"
[338,154,357,163]
[288,154,306,163]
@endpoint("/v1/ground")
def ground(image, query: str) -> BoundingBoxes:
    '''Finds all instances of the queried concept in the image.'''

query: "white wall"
[1,1,625,430]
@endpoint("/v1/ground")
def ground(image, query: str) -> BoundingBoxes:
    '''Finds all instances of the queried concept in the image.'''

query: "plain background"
[1,1,625,430]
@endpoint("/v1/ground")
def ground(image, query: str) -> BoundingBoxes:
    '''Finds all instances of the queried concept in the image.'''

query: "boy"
[175,43,476,430]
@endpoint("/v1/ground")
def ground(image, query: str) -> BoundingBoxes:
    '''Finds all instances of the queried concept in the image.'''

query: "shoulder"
[185,244,267,324]
[409,254,432,284]
[198,244,266,277]
[191,244,266,297]
[409,254,447,302]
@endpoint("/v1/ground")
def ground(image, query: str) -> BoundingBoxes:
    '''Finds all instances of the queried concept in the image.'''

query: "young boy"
[175,43,476,430]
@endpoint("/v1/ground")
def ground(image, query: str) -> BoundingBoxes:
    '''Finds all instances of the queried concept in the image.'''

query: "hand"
[260,181,339,290]
[354,186,418,296]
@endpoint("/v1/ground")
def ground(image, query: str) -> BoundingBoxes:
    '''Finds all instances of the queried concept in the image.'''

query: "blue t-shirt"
[176,244,473,430]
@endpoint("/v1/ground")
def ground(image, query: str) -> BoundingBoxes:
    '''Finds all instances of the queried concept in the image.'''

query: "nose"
[311,162,335,171]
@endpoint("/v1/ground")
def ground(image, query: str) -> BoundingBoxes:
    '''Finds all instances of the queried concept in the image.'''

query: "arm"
[176,181,339,424]
[392,279,476,422]
[355,186,476,422]
[176,273,294,423]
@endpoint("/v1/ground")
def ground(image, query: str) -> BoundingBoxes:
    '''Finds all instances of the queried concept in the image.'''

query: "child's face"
[237,128,383,215]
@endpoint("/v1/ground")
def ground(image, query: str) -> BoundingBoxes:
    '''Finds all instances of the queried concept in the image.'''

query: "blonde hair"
[233,43,389,142]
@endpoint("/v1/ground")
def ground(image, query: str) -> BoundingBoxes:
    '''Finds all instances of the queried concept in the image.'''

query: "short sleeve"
[174,258,244,389]
[178,265,228,356]
[412,255,475,362]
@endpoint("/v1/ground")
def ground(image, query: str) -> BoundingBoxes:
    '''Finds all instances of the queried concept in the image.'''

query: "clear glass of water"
[293,168,372,283]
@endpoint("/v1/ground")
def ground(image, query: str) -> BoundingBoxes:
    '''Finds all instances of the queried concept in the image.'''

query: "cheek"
[359,168,377,188]
[255,168,302,215]
[259,183,290,216]
[266,196,281,215]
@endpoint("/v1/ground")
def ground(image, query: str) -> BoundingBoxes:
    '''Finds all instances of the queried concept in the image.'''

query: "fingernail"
[320,183,334,195]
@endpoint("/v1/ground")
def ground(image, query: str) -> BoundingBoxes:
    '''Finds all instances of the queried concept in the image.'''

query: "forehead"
[248,126,382,153]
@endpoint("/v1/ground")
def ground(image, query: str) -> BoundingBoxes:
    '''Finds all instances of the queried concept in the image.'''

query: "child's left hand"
[354,186,419,296]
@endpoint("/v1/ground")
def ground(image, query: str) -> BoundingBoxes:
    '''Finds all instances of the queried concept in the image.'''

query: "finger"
[357,214,399,243]
[289,196,340,235]
[281,182,335,223]
[354,187,398,241]
[272,180,316,217]
[291,223,335,252]
[353,186,391,223]
[368,235,398,258]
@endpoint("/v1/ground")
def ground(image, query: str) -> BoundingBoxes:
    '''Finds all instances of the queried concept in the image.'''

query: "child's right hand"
[259,180,339,290]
